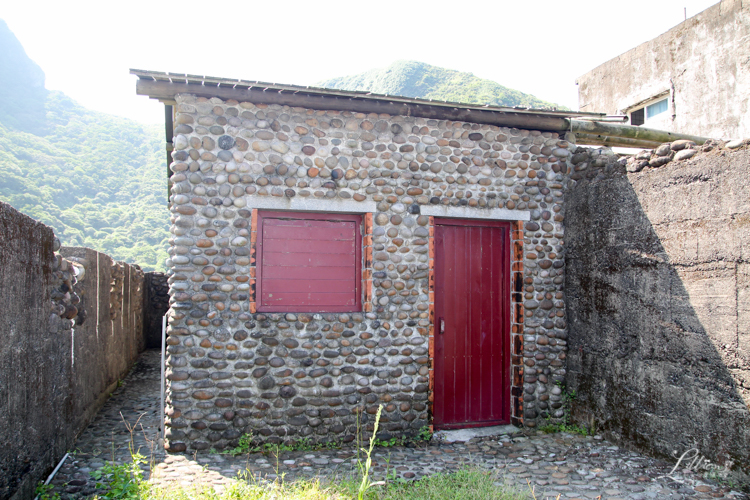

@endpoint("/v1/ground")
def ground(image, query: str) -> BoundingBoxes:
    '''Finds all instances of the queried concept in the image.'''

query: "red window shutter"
[256,212,362,312]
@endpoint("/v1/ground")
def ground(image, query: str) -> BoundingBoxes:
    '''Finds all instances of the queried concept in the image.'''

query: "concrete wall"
[0,201,69,500]
[0,202,148,500]
[565,144,750,476]
[576,0,750,140]
[61,247,146,436]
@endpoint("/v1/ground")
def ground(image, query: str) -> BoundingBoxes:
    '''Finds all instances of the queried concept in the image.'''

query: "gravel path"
[49,349,747,499]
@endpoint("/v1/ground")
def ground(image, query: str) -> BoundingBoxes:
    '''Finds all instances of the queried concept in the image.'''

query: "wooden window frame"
[255,210,363,313]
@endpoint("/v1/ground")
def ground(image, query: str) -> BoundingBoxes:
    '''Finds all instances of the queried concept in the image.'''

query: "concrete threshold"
[433,424,520,443]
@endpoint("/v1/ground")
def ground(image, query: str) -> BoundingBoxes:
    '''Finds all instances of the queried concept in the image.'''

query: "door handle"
[439,317,445,334]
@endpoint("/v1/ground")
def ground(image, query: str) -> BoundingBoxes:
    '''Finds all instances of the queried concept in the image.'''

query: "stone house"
[131,70,656,453]
[576,0,749,140]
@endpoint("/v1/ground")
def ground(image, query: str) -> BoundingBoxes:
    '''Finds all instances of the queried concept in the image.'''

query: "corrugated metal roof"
[130,69,605,120]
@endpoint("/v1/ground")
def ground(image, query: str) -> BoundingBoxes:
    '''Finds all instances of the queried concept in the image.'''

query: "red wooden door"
[433,219,511,429]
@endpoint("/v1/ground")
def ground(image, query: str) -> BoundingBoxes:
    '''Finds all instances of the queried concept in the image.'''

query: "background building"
[577,0,750,140]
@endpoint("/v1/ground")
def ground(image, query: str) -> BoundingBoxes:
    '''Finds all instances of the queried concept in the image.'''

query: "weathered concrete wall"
[0,201,72,500]
[0,202,148,500]
[61,247,146,436]
[576,0,750,140]
[565,144,750,475]
[163,94,576,451]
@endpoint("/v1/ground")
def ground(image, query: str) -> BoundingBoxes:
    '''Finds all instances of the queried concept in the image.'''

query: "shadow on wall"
[564,147,750,480]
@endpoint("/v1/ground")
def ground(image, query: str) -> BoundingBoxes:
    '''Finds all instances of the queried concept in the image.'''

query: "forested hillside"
[0,20,168,271]
[318,60,565,110]
[1,23,563,273]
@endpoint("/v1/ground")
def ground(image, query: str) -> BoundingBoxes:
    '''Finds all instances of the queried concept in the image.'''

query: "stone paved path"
[50,349,748,499]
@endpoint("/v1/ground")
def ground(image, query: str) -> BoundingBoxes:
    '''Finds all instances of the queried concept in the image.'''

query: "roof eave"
[132,69,607,132]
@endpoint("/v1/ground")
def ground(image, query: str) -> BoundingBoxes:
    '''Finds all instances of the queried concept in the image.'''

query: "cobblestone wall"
[565,141,750,476]
[164,94,575,451]
[0,202,148,500]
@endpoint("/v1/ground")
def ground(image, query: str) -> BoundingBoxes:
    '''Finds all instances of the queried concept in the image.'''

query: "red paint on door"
[433,218,511,429]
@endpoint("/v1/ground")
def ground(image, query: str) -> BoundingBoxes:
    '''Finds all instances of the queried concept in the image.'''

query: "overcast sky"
[3,0,719,124]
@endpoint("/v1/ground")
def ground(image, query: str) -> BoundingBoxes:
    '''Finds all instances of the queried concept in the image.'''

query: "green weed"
[538,422,590,436]
[222,432,259,456]
[143,466,530,499]
[367,467,528,499]
[703,467,744,491]
[357,404,385,500]
[538,382,591,436]
[417,425,433,442]
[373,427,431,448]
[373,437,404,448]
[90,452,146,499]
[35,482,60,500]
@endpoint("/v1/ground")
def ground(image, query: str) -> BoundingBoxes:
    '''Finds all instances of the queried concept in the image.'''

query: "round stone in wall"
[218,135,235,150]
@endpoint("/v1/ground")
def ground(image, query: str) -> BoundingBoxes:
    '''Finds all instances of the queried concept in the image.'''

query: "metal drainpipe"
[160,315,166,447]
[33,453,69,500]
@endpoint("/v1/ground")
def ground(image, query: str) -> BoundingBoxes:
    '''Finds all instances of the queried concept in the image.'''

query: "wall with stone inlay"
[565,141,750,477]
[164,93,575,451]
[61,247,146,431]
[0,202,150,500]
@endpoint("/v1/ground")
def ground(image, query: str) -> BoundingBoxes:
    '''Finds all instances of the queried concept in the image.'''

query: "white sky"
[2,0,719,124]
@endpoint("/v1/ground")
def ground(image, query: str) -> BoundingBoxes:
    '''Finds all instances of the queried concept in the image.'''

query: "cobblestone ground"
[50,350,747,499]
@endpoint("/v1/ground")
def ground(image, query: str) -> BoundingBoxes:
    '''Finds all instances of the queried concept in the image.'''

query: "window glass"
[646,99,668,119]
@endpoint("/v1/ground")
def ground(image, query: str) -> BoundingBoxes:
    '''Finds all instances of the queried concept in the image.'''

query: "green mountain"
[0,20,168,271]
[0,32,561,274]
[318,60,566,110]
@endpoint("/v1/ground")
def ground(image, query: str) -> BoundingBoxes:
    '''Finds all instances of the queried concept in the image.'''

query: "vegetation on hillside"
[0,92,169,271]
[318,60,566,110]
[2,21,563,274]
[0,19,169,271]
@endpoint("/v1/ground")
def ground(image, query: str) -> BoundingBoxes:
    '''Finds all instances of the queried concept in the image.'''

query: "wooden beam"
[135,80,572,132]
[574,132,663,149]
[134,79,716,148]
[570,120,709,145]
